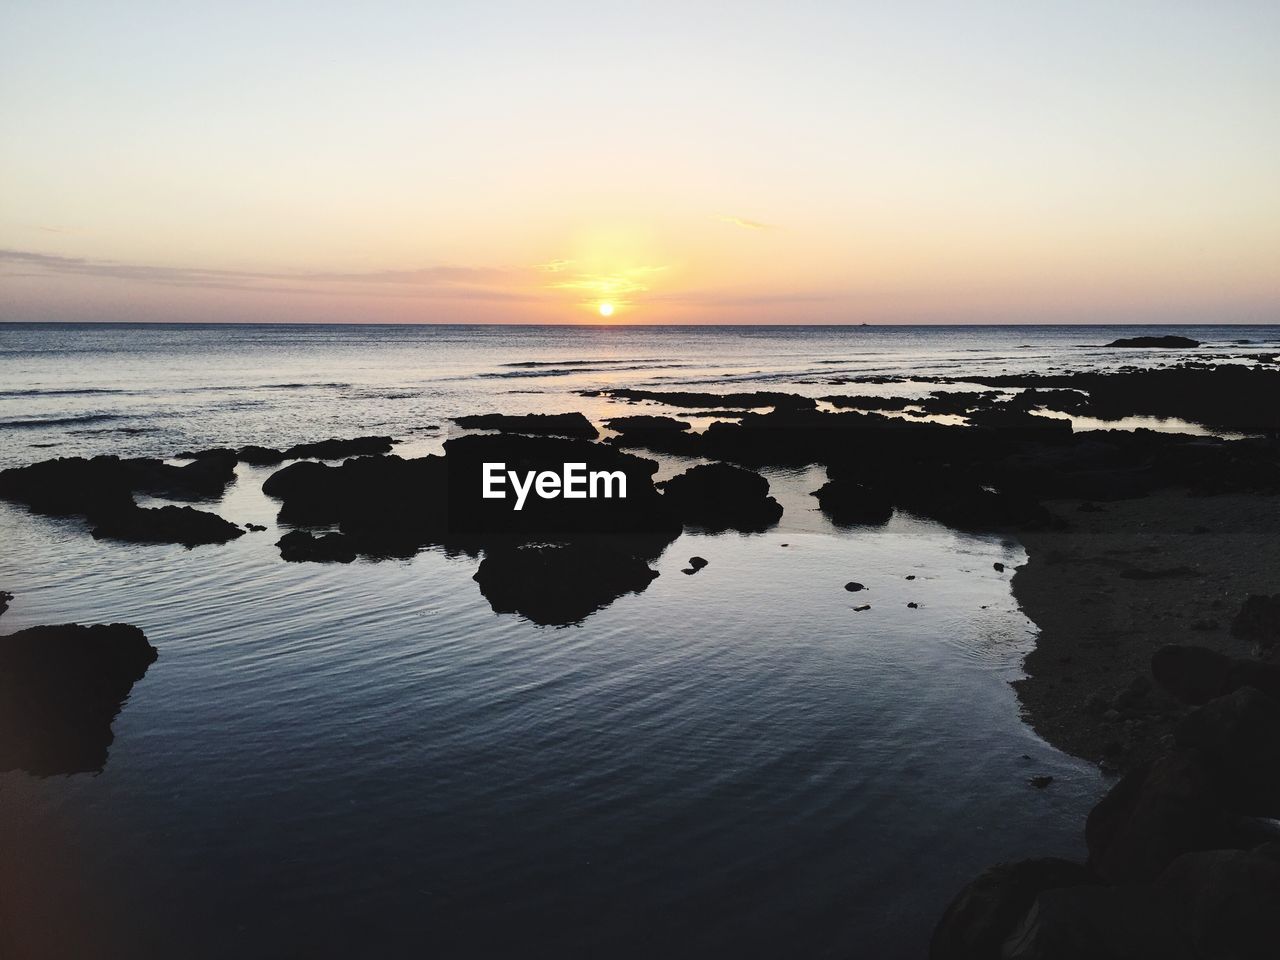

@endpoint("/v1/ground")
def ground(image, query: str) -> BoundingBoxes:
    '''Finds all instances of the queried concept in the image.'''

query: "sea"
[1,322,1276,958]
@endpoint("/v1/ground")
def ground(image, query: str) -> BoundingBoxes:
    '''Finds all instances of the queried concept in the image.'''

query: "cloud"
[0,249,532,301]
[544,264,668,303]
[716,215,774,231]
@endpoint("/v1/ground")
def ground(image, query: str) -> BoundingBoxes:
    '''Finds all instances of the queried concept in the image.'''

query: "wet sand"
[1012,491,1280,771]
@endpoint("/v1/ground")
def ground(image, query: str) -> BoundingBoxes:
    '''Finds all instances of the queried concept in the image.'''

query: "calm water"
[1,323,1275,958]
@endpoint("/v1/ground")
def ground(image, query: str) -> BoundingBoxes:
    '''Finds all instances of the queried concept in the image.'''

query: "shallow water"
[1,323,1273,957]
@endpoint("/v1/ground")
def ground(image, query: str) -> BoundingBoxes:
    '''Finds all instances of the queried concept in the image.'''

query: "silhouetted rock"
[0,590,11,618]
[276,530,358,563]
[0,623,157,776]
[91,503,245,547]
[451,412,598,439]
[0,453,240,546]
[1151,645,1280,705]
[604,414,699,452]
[1106,335,1201,348]
[1085,750,1229,883]
[1174,687,1280,809]
[243,522,267,532]
[929,857,1095,960]
[583,387,817,410]
[237,444,286,465]
[844,582,865,592]
[282,436,396,460]
[604,415,692,433]
[993,562,1006,572]
[811,478,893,526]
[473,540,660,625]
[1231,594,1280,651]
[659,462,782,532]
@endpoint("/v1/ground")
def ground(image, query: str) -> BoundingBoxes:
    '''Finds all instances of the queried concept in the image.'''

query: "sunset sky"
[2,1,1278,324]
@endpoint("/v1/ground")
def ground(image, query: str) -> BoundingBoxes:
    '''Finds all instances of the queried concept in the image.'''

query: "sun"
[597,302,615,318]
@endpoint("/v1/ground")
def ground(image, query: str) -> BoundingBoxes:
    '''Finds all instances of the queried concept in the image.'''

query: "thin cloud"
[716,215,774,231]
[0,249,529,301]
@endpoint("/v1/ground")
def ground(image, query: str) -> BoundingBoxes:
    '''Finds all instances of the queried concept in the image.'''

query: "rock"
[1029,776,1054,789]
[1151,644,1280,705]
[91,504,245,547]
[451,412,598,439]
[905,574,916,580]
[1232,594,1280,650]
[1174,687,1280,809]
[1085,750,1230,882]
[844,582,866,592]
[907,601,919,608]
[243,523,268,532]
[473,540,660,625]
[853,604,871,612]
[237,444,286,465]
[0,454,240,546]
[686,556,708,572]
[928,857,1095,960]
[282,436,396,460]
[811,478,894,526]
[0,623,157,775]
[276,530,358,563]
[1105,335,1201,348]
[582,387,816,411]
[1002,882,1181,959]
[993,562,1005,572]
[659,462,783,533]
[1151,846,1280,959]
[0,590,11,618]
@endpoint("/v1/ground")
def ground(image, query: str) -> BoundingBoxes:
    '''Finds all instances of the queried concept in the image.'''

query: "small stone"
[844,581,865,592]
[853,604,871,612]
[687,556,708,571]
[1029,775,1054,789]
[905,574,916,580]
[907,602,919,609]
[993,562,1005,572]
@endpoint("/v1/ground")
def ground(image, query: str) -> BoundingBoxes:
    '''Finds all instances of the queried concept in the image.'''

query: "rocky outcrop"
[0,623,157,776]
[473,540,661,626]
[1105,335,1201,348]
[0,454,242,546]
[1151,644,1280,704]
[811,478,893,526]
[659,462,783,532]
[451,412,598,439]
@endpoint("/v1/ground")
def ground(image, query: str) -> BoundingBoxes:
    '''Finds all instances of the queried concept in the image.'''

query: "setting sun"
[597,302,614,318]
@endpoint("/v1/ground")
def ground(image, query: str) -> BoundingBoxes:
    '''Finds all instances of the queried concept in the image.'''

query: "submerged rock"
[0,623,157,776]
[91,503,244,547]
[276,530,358,563]
[451,412,598,439]
[659,462,783,533]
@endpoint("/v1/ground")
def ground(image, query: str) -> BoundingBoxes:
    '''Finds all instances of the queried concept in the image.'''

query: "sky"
[1,1,1278,325]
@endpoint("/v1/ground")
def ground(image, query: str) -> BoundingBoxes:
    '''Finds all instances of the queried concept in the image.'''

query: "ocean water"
[0,322,1275,958]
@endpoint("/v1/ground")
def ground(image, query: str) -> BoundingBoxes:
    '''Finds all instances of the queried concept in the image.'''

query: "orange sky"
[2,2,1278,324]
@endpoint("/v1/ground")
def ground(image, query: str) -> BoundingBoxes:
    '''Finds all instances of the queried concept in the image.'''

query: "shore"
[1012,490,1280,772]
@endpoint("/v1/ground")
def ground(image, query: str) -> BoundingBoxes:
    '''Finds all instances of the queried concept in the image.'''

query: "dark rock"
[853,604,871,612]
[1152,644,1280,705]
[276,530,358,563]
[993,562,1005,572]
[451,412,598,439]
[582,387,816,411]
[1232,594,1280,650]
[844,582,865,592]
[0,623,157,776]
[907,601,919,608]
[1174,687,1280,810]
[659,462,783,533]
[473,540,660,625]
[282,436,396,460]
[91,504,245,547]
[1085,750,1230,882]
[905,574,916,580]
[1105,335,1201,348]
[811,478,893,526]
[243,523,268,532]
[1029,776,1054,789]
[928,857,1095,960]
[237,444,286,465]
[687,556,708,571]
[0,590,11,618]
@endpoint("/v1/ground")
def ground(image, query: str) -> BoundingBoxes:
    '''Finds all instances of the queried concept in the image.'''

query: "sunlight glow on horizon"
[1,1,1278,324]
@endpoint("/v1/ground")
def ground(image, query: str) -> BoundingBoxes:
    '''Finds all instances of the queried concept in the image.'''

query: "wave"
[500,358,670,368]
[0,387,126,398]
[0,413,126,429]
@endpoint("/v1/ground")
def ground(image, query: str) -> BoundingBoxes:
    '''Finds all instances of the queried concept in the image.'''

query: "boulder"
[659,462,783,533]
[1174,686,1280,810]
[811,478,893,526]
[0,623,157,776]
[90,504,245,547]
[1085,750,1230,883]
[473,540,660,625]
[1231,594,1280,650]
[1152,645,1280,705]
[928,857,1095,960]
[276,530,358,564]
